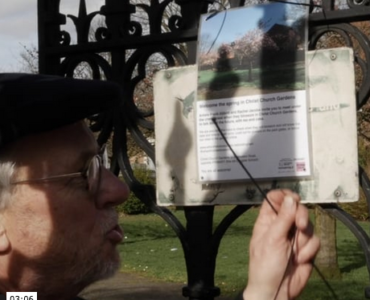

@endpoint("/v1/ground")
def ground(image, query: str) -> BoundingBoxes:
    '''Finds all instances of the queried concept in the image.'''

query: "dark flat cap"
[0,73,122,146]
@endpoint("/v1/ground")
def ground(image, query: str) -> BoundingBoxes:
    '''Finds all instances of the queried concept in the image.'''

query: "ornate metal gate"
[37,1,370,299]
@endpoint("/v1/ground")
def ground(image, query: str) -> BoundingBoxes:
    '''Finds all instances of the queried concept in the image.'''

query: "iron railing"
[37,1,370,299]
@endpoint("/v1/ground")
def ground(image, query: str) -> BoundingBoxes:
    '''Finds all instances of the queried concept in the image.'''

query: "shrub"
[338,138,369,221]
[119,193,151,215]
[117,166,155,215]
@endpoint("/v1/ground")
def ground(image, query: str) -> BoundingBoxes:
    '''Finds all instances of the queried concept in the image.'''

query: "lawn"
[197,62,306,99]
[118,206,370,300]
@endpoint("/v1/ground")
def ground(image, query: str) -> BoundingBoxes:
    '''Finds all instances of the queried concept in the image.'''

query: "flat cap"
[0,73,122,146]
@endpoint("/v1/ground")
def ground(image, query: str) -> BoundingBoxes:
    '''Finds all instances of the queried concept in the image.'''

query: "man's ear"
[0,223,10,253]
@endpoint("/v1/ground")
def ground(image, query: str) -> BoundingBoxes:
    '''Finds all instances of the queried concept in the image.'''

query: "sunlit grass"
[198,63,305,93]
[118,206,370,299]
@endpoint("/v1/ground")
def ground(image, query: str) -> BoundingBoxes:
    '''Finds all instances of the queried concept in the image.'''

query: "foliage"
[358,137,370,169]
[19,44,39,74]
[358,103,370,144]
[339,190,369,221]
[117,167,155,215]
[118,207,370,299]
[338,138,369,221]
[198,24,302,78]
[198,51,218,70]
[233,28,278,67]
[215,43,236,72]
[217,43,233,59]
[119,193,151,215]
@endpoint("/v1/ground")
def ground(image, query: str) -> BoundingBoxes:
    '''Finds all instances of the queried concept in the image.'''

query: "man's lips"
[106,224,123,243]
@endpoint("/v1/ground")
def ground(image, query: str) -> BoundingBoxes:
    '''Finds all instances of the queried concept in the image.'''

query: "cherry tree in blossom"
[198,51,218,70]
[215,43,235,72]
[233,28,278,81]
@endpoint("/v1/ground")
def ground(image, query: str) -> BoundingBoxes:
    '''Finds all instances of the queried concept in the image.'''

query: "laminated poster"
[197,2,311,182]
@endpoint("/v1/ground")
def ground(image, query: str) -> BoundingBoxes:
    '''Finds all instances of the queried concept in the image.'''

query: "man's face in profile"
[0,122,129,296]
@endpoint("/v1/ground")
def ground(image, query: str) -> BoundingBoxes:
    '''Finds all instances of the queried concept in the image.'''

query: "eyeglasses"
[11,144,108,196]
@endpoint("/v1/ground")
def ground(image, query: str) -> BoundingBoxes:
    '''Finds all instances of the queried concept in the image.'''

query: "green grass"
[119,212,187,282]
[198,62,306,94]
[118,207,370,299]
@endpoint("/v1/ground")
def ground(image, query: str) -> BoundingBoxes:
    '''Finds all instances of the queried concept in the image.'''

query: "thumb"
[272,195,297,240]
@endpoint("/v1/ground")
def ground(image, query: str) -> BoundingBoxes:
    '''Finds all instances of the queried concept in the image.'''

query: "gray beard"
[14,248,120,300]
[19,209,121,299]
[70,246,121,286]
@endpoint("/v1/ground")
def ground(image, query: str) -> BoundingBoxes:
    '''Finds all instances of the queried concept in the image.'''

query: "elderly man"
[0,74,129,300]
[0,73,319,300]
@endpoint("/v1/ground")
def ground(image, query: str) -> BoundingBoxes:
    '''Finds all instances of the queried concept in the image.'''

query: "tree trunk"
[314,206,341,279]
[248,61,253,82]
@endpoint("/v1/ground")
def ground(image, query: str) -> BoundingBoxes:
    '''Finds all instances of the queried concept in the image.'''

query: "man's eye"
[65,176,88,190]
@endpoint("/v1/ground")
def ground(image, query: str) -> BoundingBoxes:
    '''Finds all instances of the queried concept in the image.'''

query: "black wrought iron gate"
[37,1,370,299]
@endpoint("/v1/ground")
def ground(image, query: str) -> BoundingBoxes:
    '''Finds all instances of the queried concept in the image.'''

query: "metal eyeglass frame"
[11,144,108,196]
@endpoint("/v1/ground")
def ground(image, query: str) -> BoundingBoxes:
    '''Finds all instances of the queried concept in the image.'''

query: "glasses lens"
[87,156,101,195]
[101,146,109,169]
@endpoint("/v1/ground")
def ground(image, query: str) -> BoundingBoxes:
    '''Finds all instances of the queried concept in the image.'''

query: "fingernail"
[283,196,295,210]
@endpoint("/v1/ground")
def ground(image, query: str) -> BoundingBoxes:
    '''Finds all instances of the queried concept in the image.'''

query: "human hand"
[243,189,320,300]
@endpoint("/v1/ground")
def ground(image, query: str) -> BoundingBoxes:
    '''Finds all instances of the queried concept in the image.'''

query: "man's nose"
[95,167,130,209]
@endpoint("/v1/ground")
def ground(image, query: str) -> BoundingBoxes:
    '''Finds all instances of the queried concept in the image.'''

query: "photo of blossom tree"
[197,2,308,100]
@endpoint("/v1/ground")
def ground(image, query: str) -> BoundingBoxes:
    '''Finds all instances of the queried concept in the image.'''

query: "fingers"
[295,203,310,231]
[294,217,320,264]
[257,189,299,224]
[269,194,299,241]
[262,190,317,246]
[247,188,320,300]
[251,189,288,244]
[295,234,320,263]
[252,190,286,236]
[261,189,300,214]
[256,189,318,258]
[293,203,320,262]
[284,202,319,264]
